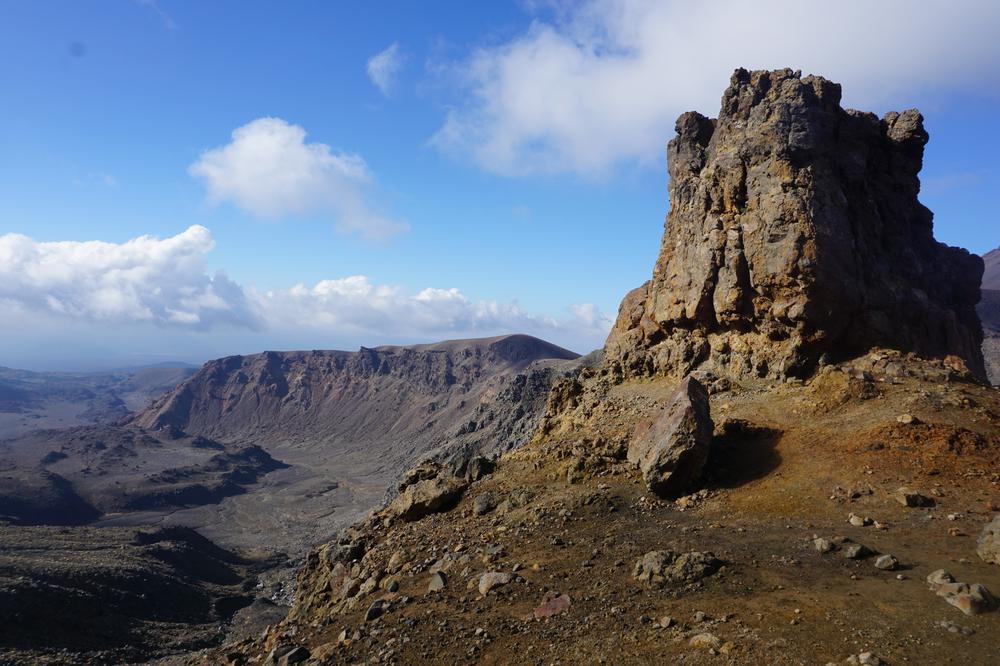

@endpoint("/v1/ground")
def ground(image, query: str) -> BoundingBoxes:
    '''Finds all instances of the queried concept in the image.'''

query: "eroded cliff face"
[605,68,985,382]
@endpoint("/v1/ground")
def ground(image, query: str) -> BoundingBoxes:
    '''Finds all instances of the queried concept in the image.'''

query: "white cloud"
[367,42,404,96]
[0,227,611,352]
[432,0,1000,176]
[189,117,408,240]
[254,276,610,348]
[0,226,256,329]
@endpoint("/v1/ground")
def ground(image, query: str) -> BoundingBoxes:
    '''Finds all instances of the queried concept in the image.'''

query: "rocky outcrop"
[605,68,986,383]
[627,376,713,496]
[386,463,468,522]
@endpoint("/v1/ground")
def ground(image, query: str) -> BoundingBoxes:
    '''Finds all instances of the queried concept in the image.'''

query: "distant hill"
[0,364,196,439]
[980,247,999,384]
[983,247,1000,290]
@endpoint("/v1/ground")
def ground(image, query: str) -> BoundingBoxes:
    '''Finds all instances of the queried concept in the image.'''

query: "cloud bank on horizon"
[431,0,1000,176]
[0,226,612,353]
[190,117,408,240]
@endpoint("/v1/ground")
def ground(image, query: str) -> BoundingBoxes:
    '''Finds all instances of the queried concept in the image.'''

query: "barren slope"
[210,355,1000,665]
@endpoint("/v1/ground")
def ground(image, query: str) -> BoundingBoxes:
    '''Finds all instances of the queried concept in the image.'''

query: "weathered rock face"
[606,68,986,382]
[627,376,713,496]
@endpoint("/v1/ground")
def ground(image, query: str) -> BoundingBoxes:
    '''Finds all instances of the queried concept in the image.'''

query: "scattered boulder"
[976,515,1000,565]
[276,647,310,666]
[388,474,467,522]
[843,543,873,560]
[478,571,512,596]
[874,554,898,571]
[848,513,872,527]
[364,599,386,622]
[533,593,571,619]
[688,633,722,650]
[473,492,499,516]
[927,569,997,615]
[427,572,447,593]
[633,550,721,587]
[894,487,934,508]
[814,537,836,554]
[627,377,713,497]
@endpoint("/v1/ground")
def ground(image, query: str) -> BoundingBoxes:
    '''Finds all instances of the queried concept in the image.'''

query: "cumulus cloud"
[0,226,257,329]
[0,227,611,351]
[432,0,1000,176]
[367,42,404,95]
[253,276,611,348]
[190,117,408,240]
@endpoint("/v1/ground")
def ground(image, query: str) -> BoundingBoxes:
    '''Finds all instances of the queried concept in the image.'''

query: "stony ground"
[185,354,1000,666]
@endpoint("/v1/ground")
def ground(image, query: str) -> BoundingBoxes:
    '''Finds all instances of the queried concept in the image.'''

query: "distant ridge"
[983,247,1000,290]
[128,334,585,551]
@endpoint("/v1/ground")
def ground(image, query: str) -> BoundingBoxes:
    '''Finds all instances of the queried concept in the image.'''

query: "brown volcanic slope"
[981,247,1000,384]
[205,70,1000,666]
[129,335,584,554]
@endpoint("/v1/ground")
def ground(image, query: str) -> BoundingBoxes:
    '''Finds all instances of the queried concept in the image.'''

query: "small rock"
[936,619,975,636]
[277,646,310,666]
[848,513,869,527]
[478,571,512,595]
[928,570,997,615]
[843,543,873,560]
[976,515,1000,565]
[659,616,676,628]
[533,593,571,619]
[427,572,447,592]
[364,599,386,622]
[894,487,934,508]
[896,413,919,425]
[813,537,836,553]
[927,569,955,587]
[632,550,721,587]
[846,652,884,666]
[473,492,499,516]
[942,583,997,616]
[688,633,722,650]
[874,554,898,571]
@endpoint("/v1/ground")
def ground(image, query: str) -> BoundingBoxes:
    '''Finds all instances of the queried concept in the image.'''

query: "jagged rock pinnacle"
[605,68,985,382]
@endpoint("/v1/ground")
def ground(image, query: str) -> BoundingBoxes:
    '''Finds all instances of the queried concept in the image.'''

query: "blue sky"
[1,1,998,370]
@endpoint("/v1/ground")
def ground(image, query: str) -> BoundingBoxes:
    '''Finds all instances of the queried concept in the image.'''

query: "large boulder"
[605,68,985,382]
[387,473,467,522]
[627,376,713,496]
